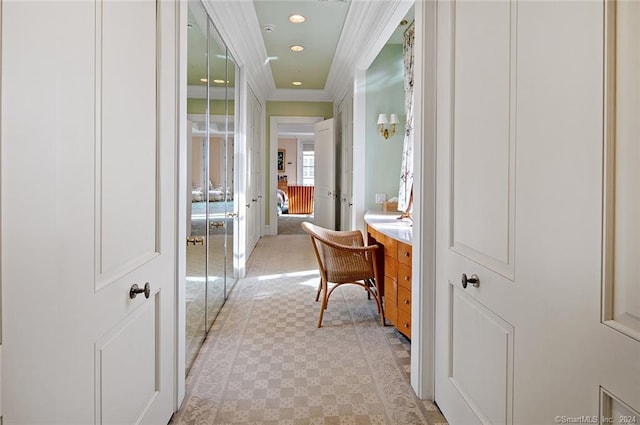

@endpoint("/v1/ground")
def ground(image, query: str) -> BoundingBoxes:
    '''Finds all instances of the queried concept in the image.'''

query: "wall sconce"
[377,113,399,139]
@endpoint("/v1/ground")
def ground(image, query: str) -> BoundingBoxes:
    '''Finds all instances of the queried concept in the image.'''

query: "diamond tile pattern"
[172,235,448,425]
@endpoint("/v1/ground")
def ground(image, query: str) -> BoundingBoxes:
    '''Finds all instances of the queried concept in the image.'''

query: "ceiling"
[253,0,351,91]
[189,0,415,103]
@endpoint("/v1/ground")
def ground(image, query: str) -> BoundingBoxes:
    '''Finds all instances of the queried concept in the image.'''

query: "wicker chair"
[301,221,385,328]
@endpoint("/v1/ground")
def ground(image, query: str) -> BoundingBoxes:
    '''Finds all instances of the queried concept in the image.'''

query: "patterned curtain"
[398,23,415,213]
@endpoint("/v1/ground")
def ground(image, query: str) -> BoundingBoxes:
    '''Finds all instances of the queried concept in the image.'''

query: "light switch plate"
[375,193,386,204]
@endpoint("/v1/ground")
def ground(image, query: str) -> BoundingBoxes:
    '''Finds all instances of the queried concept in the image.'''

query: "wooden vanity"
[364,211,413,339]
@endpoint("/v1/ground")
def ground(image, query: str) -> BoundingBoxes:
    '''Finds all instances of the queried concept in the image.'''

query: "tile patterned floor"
[172,235,448,425]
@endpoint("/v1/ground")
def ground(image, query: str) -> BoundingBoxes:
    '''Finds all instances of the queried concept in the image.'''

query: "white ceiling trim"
[202,0,275,101]
[187,85,235,100]
[325,0,414,101]
[268,88,333,102]
[353,0,415,70]
[201,0,412,104]
[187,113,236,136]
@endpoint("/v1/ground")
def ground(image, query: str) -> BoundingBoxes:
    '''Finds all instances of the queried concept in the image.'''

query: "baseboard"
[264,224,276,236]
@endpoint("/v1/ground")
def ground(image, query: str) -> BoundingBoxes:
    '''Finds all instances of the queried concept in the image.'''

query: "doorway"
[269,116,324,235]
[277,133,315,235]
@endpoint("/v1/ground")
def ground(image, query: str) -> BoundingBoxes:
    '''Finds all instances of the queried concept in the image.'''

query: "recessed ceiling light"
[289,14,306,24]
[292,81,302,86]
[263,24,276,32]
[200,78,208,83]
[290,45,304,52]
[213,79,226,84]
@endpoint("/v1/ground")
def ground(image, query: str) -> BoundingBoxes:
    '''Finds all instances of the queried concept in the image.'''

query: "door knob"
[246,204,251,208]
[130,282,150,299]
[461,273,480,289]
[252,198,257,202]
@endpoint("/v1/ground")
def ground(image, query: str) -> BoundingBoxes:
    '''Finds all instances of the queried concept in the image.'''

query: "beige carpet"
[278,214,311,235]
[172,235,447,425]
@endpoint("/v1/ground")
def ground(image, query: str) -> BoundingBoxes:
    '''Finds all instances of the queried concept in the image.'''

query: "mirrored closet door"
[185,0,238,372]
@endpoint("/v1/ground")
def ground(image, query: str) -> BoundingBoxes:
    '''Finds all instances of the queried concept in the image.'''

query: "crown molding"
[325,0,414,101]
[267,88,333,102]
[353,0,414,70]
[199,0,412,105]
[187,85,235,100]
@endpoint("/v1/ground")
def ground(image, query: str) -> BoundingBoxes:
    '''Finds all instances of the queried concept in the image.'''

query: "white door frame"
[337,94,354,231]
[176,0,188,406]
[351,0,436,399]
[245,87,264,256]
[268,116,324,235]
[411,0,437,399]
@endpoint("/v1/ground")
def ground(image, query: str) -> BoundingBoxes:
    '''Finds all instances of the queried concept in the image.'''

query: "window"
[302,150,314,186]
[299,140,314,186]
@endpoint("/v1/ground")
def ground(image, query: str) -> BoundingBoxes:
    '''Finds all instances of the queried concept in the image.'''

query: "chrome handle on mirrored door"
[461,273,480,289]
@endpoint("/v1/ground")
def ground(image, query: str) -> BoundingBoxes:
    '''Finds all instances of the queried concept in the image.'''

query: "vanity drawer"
[397,263,412,290]
[397,307,411,339]
[398,285,411,313]
[364,213,413,339]
[397,242,412,266]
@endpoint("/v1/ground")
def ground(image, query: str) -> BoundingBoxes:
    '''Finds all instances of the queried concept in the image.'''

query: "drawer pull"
[404,299,410,305]
[404,252,410,257]
[404,275,410,281]
[404,323,410,328]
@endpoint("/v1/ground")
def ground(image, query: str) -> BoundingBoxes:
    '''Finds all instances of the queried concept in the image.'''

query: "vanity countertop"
[364,211,413,245]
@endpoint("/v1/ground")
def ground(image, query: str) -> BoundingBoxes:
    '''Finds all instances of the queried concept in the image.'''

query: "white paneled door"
[246,90,263,253]
[2,1,178,423]
[338,96,354,231]
[434,1,639,424]
[314,119,335,230]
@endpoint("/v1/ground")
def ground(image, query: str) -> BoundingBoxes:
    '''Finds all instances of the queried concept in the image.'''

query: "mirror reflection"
[185,0,207,371]
[205,19,227,333]
[185,0,238,373]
